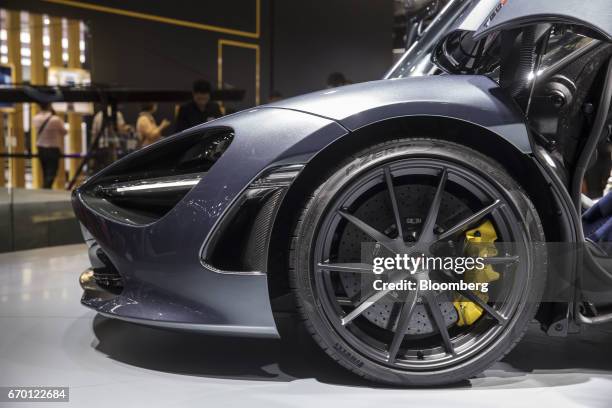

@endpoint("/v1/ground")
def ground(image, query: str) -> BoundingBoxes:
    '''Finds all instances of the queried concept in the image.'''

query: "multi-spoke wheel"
[289,139,546,386]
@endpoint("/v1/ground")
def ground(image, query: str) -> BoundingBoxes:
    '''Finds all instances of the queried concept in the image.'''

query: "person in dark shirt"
[327,72,350,88]
[175,80,222,132]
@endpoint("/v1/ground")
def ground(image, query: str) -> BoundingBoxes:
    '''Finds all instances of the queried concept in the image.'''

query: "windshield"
[386,0,599,81]
[540,29,596,73]
[385,0,472,79]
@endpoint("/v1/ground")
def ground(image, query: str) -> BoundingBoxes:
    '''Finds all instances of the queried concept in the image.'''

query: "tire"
[288,138,546,386]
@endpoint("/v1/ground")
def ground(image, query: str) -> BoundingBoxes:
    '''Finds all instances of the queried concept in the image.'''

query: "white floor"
[1,244,612,407]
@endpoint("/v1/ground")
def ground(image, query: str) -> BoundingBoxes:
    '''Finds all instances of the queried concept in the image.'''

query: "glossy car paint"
[73,73,538,336]
[269,75,532,152]
[74,109,347,337]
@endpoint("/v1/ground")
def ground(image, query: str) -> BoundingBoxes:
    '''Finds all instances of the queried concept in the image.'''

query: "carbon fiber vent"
[203,164,304,273]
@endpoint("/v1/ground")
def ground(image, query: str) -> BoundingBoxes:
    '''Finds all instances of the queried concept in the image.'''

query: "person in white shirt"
[33,103,67,188]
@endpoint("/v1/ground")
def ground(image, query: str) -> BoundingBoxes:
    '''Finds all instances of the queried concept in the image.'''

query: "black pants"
[38,147,61,189]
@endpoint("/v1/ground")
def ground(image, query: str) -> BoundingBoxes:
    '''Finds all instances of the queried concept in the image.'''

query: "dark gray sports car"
[75,0,612,385]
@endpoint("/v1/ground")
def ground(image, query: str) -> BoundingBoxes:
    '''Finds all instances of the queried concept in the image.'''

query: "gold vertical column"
[29,14,44,188]
[7,11,25,188]
[0,113,5,187]
[67,19,81,184]
[49,16,65,189]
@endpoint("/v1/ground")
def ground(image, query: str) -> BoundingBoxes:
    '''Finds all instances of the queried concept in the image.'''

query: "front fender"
[268,75,532,153]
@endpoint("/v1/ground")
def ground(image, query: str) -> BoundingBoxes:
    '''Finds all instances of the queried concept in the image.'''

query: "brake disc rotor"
[337,184,468,334]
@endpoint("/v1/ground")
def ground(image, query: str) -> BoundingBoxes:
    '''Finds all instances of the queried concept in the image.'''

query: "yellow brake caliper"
[453,220,500,326]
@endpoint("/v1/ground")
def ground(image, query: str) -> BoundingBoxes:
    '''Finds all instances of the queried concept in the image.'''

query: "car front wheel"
[289,138,546,386]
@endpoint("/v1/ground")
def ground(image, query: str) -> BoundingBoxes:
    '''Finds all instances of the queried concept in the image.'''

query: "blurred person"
[175,79,222,132]
[91,105,134,171]
[137,103,170,147]
[92,106,132,142]
[268,90,283,103]
[327,72,350,88]
[33,102,67,189]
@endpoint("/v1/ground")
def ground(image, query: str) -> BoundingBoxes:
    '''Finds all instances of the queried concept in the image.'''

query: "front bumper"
[73,107,347,336]
[78,267,278,336]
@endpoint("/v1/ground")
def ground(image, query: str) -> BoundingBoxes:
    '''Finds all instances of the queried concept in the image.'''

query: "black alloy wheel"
[289,139,546,386]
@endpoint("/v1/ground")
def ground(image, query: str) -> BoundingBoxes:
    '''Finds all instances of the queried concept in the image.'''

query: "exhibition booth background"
[0,0,393,252]
[1,0,393,132]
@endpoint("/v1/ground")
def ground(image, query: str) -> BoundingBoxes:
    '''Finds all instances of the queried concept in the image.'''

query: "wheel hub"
[337,184,461,334]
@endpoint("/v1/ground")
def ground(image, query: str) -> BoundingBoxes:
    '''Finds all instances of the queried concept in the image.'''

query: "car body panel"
[74,108,348,336]
[75,73,537,336]
[269,75,532,153]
